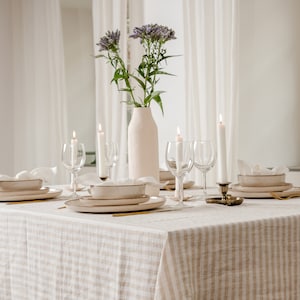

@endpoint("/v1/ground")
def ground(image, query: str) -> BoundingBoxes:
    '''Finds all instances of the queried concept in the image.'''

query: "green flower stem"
[116,54,137,105]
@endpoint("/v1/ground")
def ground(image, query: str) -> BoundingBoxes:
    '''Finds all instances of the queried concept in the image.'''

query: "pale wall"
[238,0,300,168]
[0,0,14,175]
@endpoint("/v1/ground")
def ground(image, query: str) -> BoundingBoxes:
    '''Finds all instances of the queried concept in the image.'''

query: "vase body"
[128,107,159,183]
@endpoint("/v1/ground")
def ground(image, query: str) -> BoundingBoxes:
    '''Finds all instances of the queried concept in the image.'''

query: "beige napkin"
[0,167,57,183]
[238,160,289,175]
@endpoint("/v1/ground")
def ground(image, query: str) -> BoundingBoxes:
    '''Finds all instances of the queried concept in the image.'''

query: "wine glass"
[105,142,119,180]
[193,140,216,195]
[165,141,194,207]
[62,143,86,199]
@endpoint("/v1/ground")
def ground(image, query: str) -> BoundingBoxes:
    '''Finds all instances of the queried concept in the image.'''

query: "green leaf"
[153,94,164,115]
[94,54,105,59]
[144,90,165,106]
[119,88,133,92]
[129,74,146,90]
[149,70,175,77]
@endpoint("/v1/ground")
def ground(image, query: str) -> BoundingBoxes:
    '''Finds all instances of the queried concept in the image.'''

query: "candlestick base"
[205,182,244,206]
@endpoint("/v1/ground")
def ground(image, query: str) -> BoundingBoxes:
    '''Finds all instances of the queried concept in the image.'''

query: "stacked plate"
[231,174,293,198]
[0,179,62,201]
[159,170,194,190]
[65,183,166,213]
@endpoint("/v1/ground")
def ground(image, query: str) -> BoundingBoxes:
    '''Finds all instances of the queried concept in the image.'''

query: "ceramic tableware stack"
[0,178,62,201]
[65,182,166,213]
[230,173,294,198]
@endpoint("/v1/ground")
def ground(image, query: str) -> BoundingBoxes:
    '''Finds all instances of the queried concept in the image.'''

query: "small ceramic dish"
[89,183,146,199]
[0,179,43,192]
[159,170,174,181]
[238,174,286,187]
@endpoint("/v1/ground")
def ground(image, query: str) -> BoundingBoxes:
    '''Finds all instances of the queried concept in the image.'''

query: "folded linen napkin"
[0,167,57,183]
[238,160,289,175]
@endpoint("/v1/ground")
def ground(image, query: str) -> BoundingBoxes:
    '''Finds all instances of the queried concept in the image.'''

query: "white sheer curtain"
[92,0,144,180]
[4,0,68,183]
[182,0,239,185]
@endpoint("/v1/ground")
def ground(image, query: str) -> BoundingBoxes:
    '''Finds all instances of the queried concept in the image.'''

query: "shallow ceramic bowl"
[0,179,43,192]
[238,174,286,187]
[159,170,175,181]
[89,183,146,199]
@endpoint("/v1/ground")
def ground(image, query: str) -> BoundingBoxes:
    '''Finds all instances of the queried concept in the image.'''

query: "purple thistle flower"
[130,24,176,43]
[97,30,120,51]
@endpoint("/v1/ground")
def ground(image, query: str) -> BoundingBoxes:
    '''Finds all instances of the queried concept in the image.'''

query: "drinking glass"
[165,141,194,207]
[193,140,216,195]
[62,143,86,199]
[105,142,119,180]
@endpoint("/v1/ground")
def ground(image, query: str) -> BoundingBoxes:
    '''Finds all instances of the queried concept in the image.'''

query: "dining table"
[0,186,300,300]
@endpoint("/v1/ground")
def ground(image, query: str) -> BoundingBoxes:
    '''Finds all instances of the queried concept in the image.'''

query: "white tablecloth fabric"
[1,188,300,299]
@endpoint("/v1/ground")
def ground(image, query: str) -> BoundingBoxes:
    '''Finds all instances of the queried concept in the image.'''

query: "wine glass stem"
[202,171,207,194]
[108,166,112,179]
[72,171,77,197]
[177,175,184,205]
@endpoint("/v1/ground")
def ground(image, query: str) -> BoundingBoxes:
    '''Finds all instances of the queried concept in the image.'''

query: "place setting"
[229,160,300,200]
[64,182,167,214]
[0,168,62,203]
[60,130,165,213]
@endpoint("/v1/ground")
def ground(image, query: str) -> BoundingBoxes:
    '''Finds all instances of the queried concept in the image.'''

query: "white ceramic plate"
[79,195,149,206]
[231,183,292,193]
[230,187,300,199]
[0,187,49,197]
[0,179,43,192]
[65,196,166,213]
[0,188,62,201]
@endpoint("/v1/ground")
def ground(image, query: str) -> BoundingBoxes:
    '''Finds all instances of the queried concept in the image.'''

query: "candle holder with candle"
[206,182,244,206]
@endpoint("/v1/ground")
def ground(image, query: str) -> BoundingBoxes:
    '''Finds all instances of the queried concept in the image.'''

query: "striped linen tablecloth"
[1,190,300,300]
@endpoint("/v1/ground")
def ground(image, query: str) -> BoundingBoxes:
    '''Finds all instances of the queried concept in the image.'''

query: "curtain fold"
[11,0,68,183]
[92,0,128,180]
[182,0,239,185]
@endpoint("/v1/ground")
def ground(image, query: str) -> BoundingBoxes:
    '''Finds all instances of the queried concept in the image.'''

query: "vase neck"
[132,107,151,112]
[131,107,153,118]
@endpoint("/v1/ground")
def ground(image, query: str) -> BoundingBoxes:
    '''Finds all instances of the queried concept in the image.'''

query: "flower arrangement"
[96,24,176,114]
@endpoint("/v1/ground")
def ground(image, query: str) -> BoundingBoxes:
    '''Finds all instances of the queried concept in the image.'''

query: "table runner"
[1,192,300,299]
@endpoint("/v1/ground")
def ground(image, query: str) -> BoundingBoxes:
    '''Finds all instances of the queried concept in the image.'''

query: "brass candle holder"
[206,182,243,206]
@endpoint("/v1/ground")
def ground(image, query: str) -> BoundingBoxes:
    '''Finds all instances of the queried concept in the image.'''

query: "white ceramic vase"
[128,107,159,184]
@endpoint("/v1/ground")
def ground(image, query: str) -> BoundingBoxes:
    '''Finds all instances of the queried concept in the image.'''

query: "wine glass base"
[167,197,190,208]
[166,195,193,201]
[174,201,188,208]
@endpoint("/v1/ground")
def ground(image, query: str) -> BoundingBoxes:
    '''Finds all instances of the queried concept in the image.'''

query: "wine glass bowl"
[165,141,194,207]
[193,140,216,195]
[62,143,86,199]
